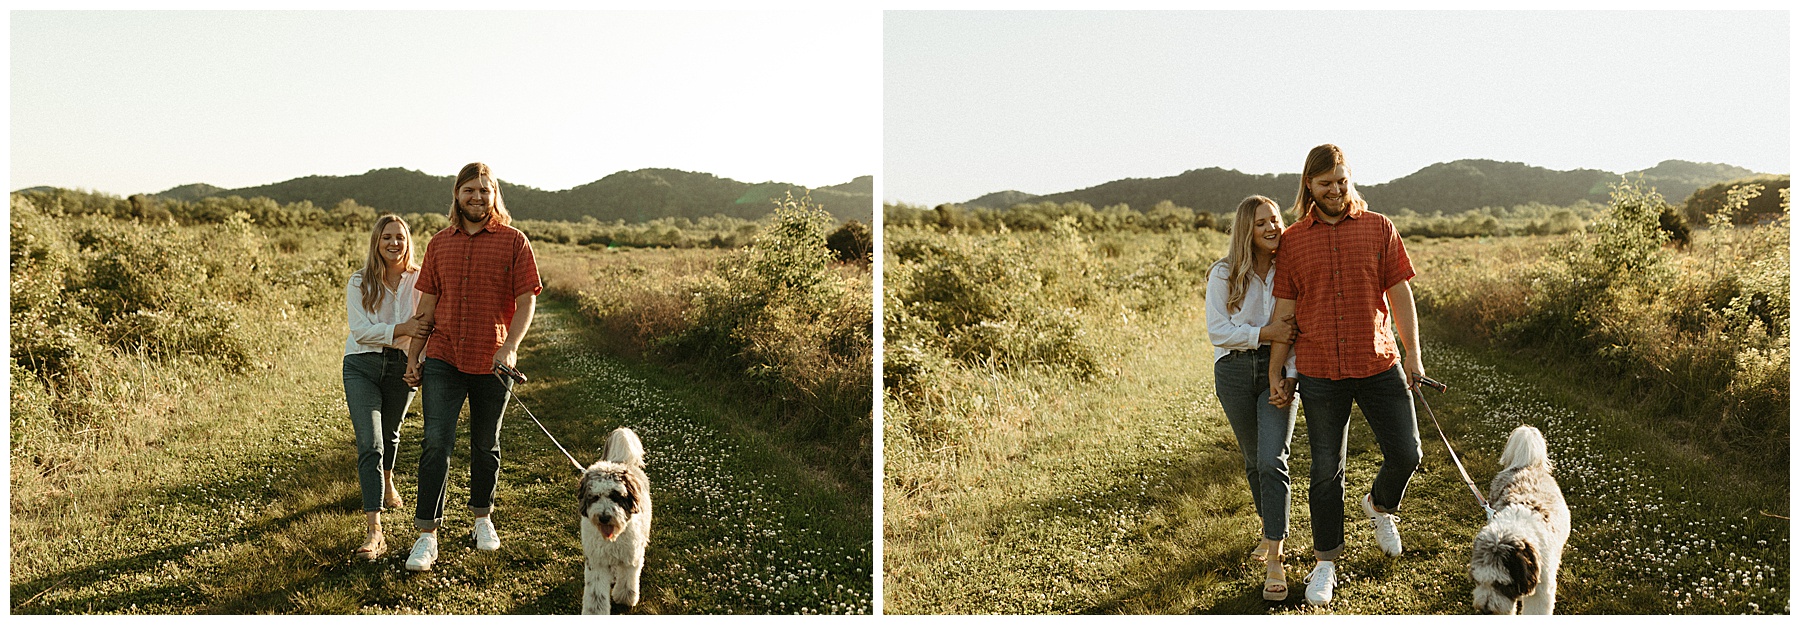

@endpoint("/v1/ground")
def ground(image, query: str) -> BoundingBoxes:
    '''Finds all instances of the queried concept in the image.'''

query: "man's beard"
[459,202,491,225]
[1314,196,1347,218]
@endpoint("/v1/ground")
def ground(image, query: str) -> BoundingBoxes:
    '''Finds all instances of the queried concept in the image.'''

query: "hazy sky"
[11,11,880,196]
[885,11,1790,206]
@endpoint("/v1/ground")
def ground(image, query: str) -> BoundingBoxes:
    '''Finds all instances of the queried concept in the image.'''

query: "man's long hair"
[1292,143,1368,222]
[358,213,420,313]
[1215,195,1280,314]
[449,162,512,230]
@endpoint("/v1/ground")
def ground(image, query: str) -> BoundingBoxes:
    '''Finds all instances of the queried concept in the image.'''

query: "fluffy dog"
[1471,424,1570,614]
[579,427,652,615]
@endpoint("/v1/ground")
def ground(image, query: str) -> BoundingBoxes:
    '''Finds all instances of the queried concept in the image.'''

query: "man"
[1267,144,1426,606]
[401,162,542,572]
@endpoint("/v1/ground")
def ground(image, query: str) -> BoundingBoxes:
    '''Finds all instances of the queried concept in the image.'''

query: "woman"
[1205,195,1299,600]
[343,214,431,560]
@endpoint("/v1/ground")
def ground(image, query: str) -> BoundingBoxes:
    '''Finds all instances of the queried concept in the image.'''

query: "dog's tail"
[602,427,644,468]
[1498,424,1550,471]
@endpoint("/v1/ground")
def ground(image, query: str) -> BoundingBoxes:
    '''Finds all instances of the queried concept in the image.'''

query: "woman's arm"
[1205,266,1266,351]
[346,276,396,347]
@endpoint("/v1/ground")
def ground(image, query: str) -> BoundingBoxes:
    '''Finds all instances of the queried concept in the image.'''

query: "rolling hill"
[148,168,874,223]
[961,159,1764,215]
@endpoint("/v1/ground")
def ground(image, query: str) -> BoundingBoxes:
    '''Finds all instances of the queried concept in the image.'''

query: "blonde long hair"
[358,214,420,313]
[1292,143,1368,222]
[449,162,512,231]
[1214,195,1280,314]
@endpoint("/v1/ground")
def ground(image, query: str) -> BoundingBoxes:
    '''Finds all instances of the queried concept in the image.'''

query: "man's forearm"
[500,293,536,353]
[1388,281,1422,361]
[408,293,439,369]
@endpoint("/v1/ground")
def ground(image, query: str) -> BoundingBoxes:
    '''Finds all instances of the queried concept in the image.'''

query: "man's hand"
[493,344,518,370]
[1269,376,1298,408]
[403,363,422,388]
[1403,360,1426,391]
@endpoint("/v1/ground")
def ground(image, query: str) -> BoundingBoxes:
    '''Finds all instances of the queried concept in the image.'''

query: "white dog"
[1470,424,1570,615]
[579,427,652,615]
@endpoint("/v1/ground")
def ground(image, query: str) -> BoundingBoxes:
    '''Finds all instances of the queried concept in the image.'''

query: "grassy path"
[883,306,1787,614]
[11,297,872,614]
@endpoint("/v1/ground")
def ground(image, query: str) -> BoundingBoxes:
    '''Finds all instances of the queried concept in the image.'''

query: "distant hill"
[960,159,1767,215]
[148,168,873,223]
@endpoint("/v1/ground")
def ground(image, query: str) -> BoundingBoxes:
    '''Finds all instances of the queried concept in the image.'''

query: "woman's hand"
[395,313,433,339]
[1269,376,1298,408]
[403,363,422,388]
[1261,313,1298,344]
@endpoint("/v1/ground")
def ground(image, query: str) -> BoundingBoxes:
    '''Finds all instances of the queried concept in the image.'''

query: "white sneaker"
[1362,494,1403,556]
[473,517,501,551]
[1304,560,1336,606]
[405,533,438,571]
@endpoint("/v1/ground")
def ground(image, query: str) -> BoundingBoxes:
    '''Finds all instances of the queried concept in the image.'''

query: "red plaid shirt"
[1271,206,1415,380]
[416,220,543,374]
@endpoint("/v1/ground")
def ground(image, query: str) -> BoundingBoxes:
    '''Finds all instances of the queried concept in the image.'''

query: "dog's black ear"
[624,468,649,515]
[1501,538,1540,598]
[577,475,596,518]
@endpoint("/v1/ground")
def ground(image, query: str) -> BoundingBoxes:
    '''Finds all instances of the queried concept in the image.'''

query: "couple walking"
[1205,144,1426,605]
[340,162,544,571]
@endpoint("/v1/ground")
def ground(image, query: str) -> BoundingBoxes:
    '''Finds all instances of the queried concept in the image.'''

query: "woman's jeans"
[1213,346,1297,542]
[1299,364,1422,561]
[415,357,509,531]
[343,349,414,513]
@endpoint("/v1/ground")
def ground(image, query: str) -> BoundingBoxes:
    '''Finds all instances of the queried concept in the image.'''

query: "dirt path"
[11,297,872,614]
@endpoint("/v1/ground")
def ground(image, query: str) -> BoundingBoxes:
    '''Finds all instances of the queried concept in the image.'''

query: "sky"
[10,11,880,196]
[884,11,1790,206]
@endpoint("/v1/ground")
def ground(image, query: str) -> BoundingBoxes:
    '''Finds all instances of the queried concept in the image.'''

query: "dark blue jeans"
[1214,347,1297,542]
[415,357,508,531]
[1299,364,1422,560]
[343,349,414,512]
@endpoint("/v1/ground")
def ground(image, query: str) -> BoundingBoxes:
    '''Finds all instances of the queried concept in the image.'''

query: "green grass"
[10,297,872,614]
[882,297,1788,614]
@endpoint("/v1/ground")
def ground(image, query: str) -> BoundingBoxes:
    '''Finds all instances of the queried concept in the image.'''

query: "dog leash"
[1413,375,1493,518]
[495,362,587,473]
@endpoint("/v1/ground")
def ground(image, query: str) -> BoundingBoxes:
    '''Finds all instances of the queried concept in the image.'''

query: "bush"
[826,219,873,263]
[677,193,873,422]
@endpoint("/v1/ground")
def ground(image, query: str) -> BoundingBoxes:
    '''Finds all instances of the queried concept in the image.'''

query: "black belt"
[1231,344,1272,356]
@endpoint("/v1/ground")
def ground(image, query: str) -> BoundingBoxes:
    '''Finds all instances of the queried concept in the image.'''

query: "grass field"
[881,229,1788,614]
[11,265,872,614]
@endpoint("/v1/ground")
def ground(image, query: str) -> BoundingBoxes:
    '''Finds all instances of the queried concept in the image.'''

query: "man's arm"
[1267,297,1298,407]
[492,292,536,370]
[1387,280,1424,389]
[403,293,438,386]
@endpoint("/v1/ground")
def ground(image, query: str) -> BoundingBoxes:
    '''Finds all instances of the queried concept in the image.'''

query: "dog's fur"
[578,427,652,615]
[1471,425,1570,615]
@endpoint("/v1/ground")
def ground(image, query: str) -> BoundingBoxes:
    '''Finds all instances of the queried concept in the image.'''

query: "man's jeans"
[342,349,413,513]
[415,357,509,531]
[1299,364,1422,561]
[1213,346,1297,542]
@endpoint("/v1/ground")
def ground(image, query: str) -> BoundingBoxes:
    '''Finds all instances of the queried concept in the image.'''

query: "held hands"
[1268,376,1298,408]
[403,363,422,388]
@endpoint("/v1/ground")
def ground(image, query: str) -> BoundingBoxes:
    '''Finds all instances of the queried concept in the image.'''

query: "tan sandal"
[1263,556,1288,601]
[354,532,386,560]
[1250,537,1272,562]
